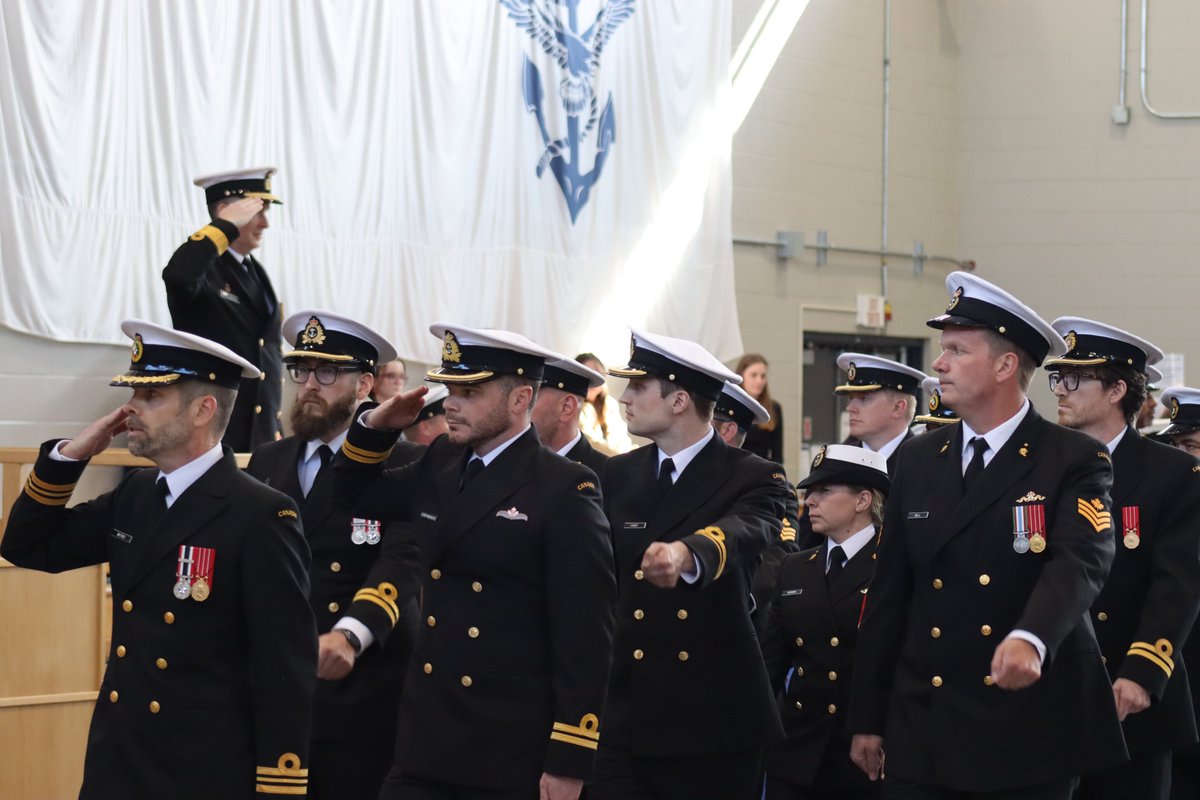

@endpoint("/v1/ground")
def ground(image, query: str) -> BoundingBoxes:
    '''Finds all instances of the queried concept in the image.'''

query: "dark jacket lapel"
[428,428,540,563]
[649,436,729,536]
[932,407,1042,556]
[828,536,876,602]
[128,450,238,588]
[1109,427,1146,507]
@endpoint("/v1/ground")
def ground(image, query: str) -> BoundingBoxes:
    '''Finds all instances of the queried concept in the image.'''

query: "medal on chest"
[1012,503,1046,554]
[351,518,382,545]
[1122,506,1141,549]
[174,545,216,601]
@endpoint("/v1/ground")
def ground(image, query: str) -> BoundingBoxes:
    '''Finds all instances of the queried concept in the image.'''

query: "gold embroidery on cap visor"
[110,372,183,386]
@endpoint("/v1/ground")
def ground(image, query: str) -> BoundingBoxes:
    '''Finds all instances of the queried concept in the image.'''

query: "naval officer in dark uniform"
[587,329,792,800]
[834,353,925,476]
[1157,387,1200,800]
[761,444,891,800]
[848,272,1127,799]
[163,166,285,451]
[1044,320,1200,800]
[333,323,617,800]
[0,321,316,799]
[247,311,424,800]
[531,355,610,477]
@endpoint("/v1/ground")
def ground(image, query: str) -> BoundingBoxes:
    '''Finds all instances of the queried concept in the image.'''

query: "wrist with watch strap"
[336,627,363,656]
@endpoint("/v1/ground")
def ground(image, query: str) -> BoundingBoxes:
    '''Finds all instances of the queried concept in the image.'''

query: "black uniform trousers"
[848,408,1127,793]
[247,435,426,799]
[1073,430,1200,800]
[882,778,1077,800]
[163,218,283,451]
[589,436,791,800]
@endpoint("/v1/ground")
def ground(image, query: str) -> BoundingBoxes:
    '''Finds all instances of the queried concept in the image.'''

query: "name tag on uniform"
[623,522,647,529]
[906,512,930,520]
[419,512,438,522]
[218,286,241,303]
[111,529,133,543]
[781,588,804,597]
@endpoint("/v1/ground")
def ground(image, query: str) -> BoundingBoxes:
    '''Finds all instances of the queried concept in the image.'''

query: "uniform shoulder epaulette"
[256,752,307,795]
[189,223,230,254]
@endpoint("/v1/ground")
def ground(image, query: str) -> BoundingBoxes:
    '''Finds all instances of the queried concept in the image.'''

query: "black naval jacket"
[1,442,317,799]
[599,436,791,758]
[163,218,283,451]
[848,406,1128,791]
[333,418,617,791]
[751,483,804,637]
[762,540,878,791]
[565,431,609,478]
[247,435,425,742]
[1088,428,1200,754]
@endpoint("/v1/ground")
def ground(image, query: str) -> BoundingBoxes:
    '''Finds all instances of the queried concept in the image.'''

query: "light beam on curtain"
[0,0,738,365]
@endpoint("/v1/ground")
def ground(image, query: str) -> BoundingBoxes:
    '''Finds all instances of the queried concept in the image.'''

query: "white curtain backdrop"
[0,0,740,366]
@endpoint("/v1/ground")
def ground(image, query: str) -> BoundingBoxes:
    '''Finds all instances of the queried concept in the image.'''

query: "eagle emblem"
[500,0,635,222]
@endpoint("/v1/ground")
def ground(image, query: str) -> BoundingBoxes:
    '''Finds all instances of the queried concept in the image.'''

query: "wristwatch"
[336,628,363,656]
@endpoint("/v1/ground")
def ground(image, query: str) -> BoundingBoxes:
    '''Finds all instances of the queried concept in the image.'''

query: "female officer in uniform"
[760,444,891,800]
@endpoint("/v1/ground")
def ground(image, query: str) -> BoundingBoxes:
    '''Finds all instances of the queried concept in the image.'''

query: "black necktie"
[963,436,989,492]
[826,544,846,582]
[317,444,333,471]
[156,476,170,512]
[658,458,676,495]
[460,456,484,492]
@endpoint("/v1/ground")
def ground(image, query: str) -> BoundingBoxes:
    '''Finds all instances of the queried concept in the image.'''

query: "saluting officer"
[912,375,959,433]
[760,445,891,800]
[1153,387,1200,800]
[588,329,792,800]
[332,324,617,800]
[848,272,1127,799]
[834,352,925,475]
[713,382,803,634]
[0,321,316,799]
[401,384,450,445]
[246,311,424,800]
[1042,318,1200,800]
[163,167,285,451]
[531,355,610,476]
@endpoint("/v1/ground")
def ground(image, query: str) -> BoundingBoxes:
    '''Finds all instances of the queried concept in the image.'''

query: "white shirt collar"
[228,247,247,266]
[556,430,583,458]
[304,430,349,463]
[157,442,224,507]
[828,523,877,569]
[656,427,715,483]
[472,424,531,467]
[863,428,908,460]
[960,398,1031,468]
[1105,427,1128,455]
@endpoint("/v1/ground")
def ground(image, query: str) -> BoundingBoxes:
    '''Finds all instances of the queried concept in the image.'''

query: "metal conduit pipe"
[1140,0,1200,119]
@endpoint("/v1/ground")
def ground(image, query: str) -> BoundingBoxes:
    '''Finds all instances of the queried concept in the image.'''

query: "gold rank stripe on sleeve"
[189,223,230,254]
[1127,640,1175,678]
[353,583,400,626]
[779,517,797,542]
[341,439,394,465]
[23,471,77,506]
[256,754,308,795]
[695,526,728,580]
[1077,498,1113,533]
[550,714,601,750]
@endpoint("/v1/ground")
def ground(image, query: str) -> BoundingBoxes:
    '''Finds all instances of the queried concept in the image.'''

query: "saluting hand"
[364,385,429,431]
[316,632,357,681]
[1112,677,1151,720]
[59,406,132,461]
[215,197,265,229]
[539,773,583,800]
[990,637,1041,689]
[850,734,885,781]
[640,541,692,588]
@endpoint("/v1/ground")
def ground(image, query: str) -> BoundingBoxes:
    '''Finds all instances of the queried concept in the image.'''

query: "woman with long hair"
[737,353,783,462]
[575,352,634,454]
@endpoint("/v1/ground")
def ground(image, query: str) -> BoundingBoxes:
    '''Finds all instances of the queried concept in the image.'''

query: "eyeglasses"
[287,364,361,385]
[1048,372,1100,392]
